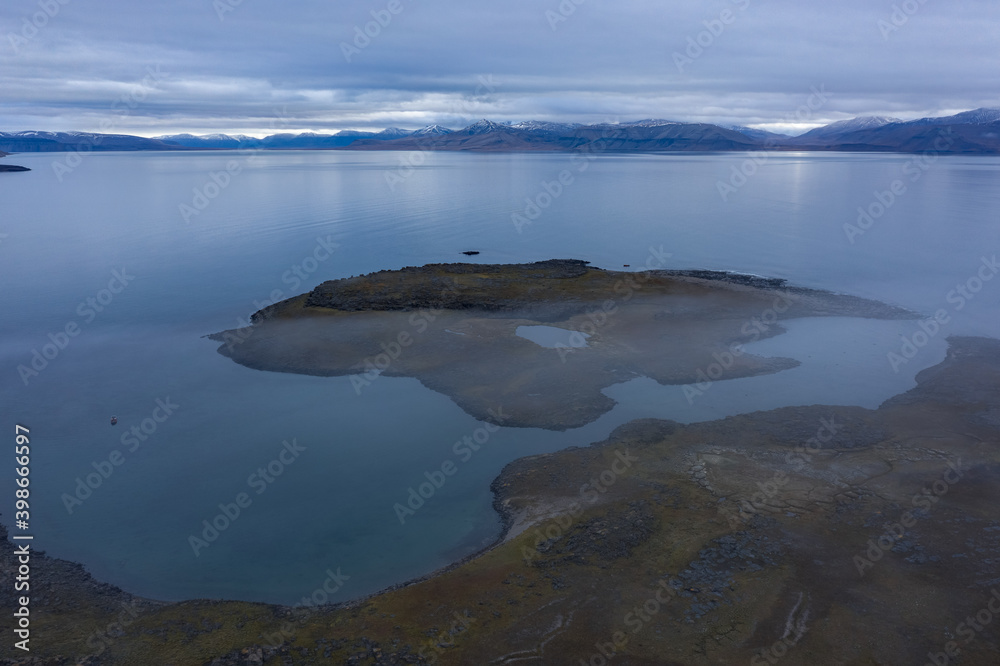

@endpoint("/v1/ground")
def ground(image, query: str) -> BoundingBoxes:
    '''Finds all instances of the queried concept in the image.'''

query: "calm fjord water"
[2,150,999,604]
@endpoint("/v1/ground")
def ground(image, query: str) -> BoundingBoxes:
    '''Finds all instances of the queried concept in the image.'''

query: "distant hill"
[786,108,1000,154]
[154,133,258,149]
[350,119,759,152]
[512,120,582,133]
[793,116,902,142]
[152,130,424,149]
[908,108,1000,126]
[352,111,1000,154]
[375,127,412,139]
[410,124,454,137]
[0,131,183,152]
[723,125,791,142]
[4,109,1000,155]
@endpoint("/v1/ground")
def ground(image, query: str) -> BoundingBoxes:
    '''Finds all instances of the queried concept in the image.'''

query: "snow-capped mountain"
[411,125,454,137]
[155,133,199,141]
[5,108,1000,155]
[461,119,513,135]
[620,119,686,128]
[512,121,581,133]
[908,107,1000,126]
[5,130,170,141]
[795,116,902,141]
[796,109,1000,143]
[168,133,257,142]
[3,130,65,139]
[155,133,261,148]
[787,108,1000,153]
[834,116,901,130]
[0,130,182,152]
[375,128,413,139]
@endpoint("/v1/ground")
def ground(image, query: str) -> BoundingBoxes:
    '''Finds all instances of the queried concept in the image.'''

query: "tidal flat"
[209,259,915,430]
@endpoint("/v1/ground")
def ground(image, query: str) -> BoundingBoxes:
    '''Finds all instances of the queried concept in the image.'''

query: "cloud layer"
[2,0,998,136]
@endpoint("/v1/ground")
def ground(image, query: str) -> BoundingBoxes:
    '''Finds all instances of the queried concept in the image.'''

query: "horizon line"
[4,106,999,142]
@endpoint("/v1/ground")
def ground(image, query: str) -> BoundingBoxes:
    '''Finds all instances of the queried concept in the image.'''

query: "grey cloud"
[1,0,998,135]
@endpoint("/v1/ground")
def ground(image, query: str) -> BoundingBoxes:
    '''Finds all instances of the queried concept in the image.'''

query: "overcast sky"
[1,0,998,136]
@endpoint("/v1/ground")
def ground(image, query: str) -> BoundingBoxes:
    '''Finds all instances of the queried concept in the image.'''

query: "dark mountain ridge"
[4,108,999,155]
[785,108,1000,154]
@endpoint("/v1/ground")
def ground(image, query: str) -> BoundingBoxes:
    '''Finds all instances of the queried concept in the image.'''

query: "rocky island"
[210,259,914,430]
[0,150,30,172]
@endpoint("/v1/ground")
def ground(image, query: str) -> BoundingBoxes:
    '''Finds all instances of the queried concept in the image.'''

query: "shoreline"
[10,262,918,610]
[3,335,1000,664]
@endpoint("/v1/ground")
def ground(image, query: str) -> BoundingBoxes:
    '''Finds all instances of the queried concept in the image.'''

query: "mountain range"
[782,108,1000,153]
[2,108,999,155]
